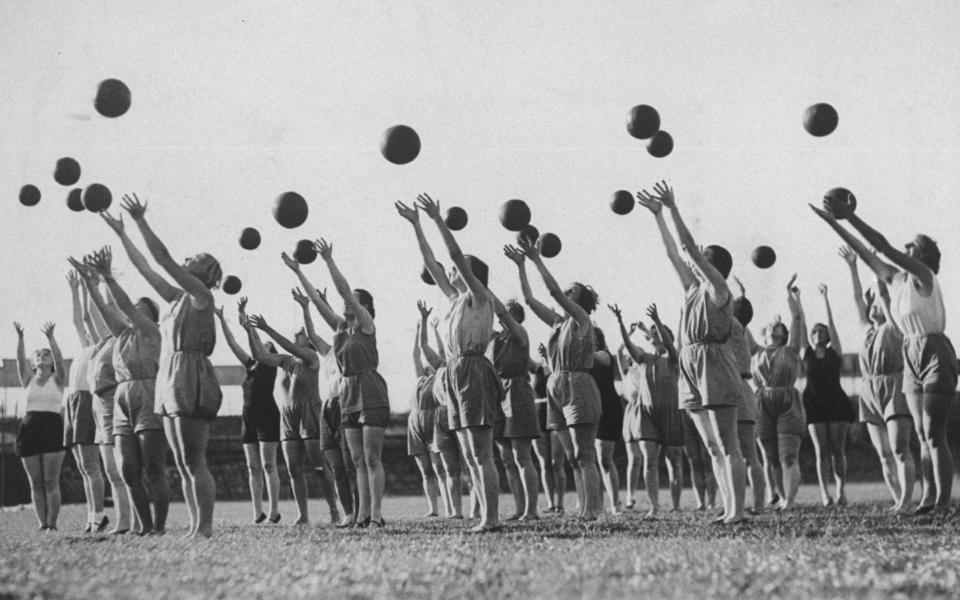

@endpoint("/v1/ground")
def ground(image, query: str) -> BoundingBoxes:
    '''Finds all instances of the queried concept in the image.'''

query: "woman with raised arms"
[812,200,951,513]
[396,194,503,532]
[503,240,603,521]
[99,194,222,538]
[407,303,446,517]
[636,181,746,524]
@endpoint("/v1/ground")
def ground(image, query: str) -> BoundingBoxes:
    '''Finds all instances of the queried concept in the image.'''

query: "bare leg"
[304,439,341,524]
[640,441,661,516]
[430,453,450,516]
[466,427,500,530]
[40,451,65,529]
[325,447,353,522]
[532,433,556,510]
[414,454,440,516]
[162,418,193,534]
[683,433,709,510]
[338,435,360,521]
[865,422,900,505]
[346,429,371,521]
[496,439,523,519]
[456,430,482,519]
[174,417,214,538]
[570,424,602,520]
[73,444,105,526]
[103,441,134,532]
[688,410,730,518]
[283,440,310,524]
[140,430,169,533]
[807,422,834,506]
[438,448,463,518]
[242,443,264,519]
[887,416,915,511]
[664,446,684,510]
[625,441,642,509]
[117,434,153,533]
[595,439,620,514]
[922,392,955,510]
[827,421,850,505]
[759,438,785,505]
[511,439,539,520]
[906,392,934,509]
[738,423,765,512]
[550,430,568,511]
[260,442,281,520]
[21,456,47,528]
[778,434,802,509]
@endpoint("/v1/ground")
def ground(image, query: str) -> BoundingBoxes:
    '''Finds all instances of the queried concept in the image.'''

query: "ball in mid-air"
[823,187,857,216]
[380,125,421,165]
[19,184,41,206]
[67,188,84,212]
[222,275,242,295]
[751,245,777,269]
[626,104,660,140]
[517,224,539,246]
[647,131,673,158]
[803,103,838,137]
[499,199,531,232]
[610,190,634,215]
[539,233,562,258]
[445,206,468,231]
[273,192,308,229]
[293,239,317,264]
[239,227,261,250]
[83,183,112,212]
[94,79,131,118]
[54,157,81,186]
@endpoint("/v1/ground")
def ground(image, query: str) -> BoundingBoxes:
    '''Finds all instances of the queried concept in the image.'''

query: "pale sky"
[3,1,960,413]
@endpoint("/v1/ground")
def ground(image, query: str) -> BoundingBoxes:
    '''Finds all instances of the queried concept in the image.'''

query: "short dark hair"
[138,297,160,323]
[593,326,608,353]
[732,296,753,326]
[567,282,598,314]
[704,245,732,279]
[910,234,941,274]
[505,300,525,324]
[464,255,489,287]
[354,288,375,319]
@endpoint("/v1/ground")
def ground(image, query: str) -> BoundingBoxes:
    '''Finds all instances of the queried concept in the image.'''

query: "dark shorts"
[63,391,96,447]
[17,412,65,457]
[638,401,685,447]
[903,333,958,396]
[757,388,806,441]
[536,400,548,434]
[319,397,342,451]
[241,403,281,444]
[280,400,321,441]
[114,380,163,436]
[431,405,458,453]
[342,406,390,429]
[596,395,625,442]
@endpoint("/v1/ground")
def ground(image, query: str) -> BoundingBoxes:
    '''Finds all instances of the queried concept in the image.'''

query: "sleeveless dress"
[63,345,96,447]
[635,354,685,446]
[677,283,741,411]
[17,376,64,457]
[318,350,344,451]
[752,346,805,440]
[859,322,908,425]
[278,355,322,441]
[408,373,438,455]
[88,336,117,442]
[802,346,855,424]
[157,294,222,419]
[545,316,600,429]
[240,358,280,444]
[590,353,624,442]
[888,272,958,395]
[440,292,502,430]
[618,354,644,443]
[334,326,389,427]
[112,326,162,435]
[492,330,540,439]
[728,319,759,424]
[532,364,549,434]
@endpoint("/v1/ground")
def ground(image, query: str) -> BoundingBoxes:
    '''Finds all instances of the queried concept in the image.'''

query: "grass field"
[2,482,960,599]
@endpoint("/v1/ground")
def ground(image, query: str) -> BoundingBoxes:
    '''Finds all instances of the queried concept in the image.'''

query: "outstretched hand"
[41,321,55,337]
[646,303,660,323]
[607,303,622,320]
[291,287,310,307]
[86,247,113,276]
[313,239,332,261]
[417,300,432,319]
[822,193,853,220]
[786,273,799,295]
[394,200,419,224]
[280,252,299,271]
[838,245,856,265]
[120,193,147,221]
[100,210,125,234]
[651,180,675,208]
[818,283,828,297]
[430,316,440,330]
[503,245,526,267]
[415,193,441,220]
[68,256,97,280]
[247,314,267,330]
[67,270,81,291]
[635,190,662,215]
[13,321,24,337]
[809,203,837,224]
[537,342,547,360]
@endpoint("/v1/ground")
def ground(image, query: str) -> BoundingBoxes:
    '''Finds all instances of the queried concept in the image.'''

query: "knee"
[44,477,61,493]
[247,463,262,477]
[183,453,206,475]
[288,463,305,479]
[780,453,798,468]
[262,461,277,475]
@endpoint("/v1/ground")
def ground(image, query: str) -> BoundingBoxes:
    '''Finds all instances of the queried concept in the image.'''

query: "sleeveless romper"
[802,346,855,424]
[408,373,438,455]
[492,330,540,439]
[858,322,908,425]
[545,317,601,429]
[157,294,222,419]
[334,327,390,428]
[752,346,805,440]
[677,283,741,411]
[113,326,162,435]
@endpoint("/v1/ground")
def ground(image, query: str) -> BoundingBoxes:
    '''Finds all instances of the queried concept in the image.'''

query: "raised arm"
[395,200,457,299]
[822,195,934,293]
[637,185,697,290]
[41,322,66,388]
[818,284,842,354]
[281,252,333,316]
[67,271,92,346]
[119,194,213,307]
[79,282,100,344]
[412,320,426,378]
[809,204,899,283]
[430,316,446,365]
[88,247,159,336]
[491,292,528,347]
[100,207,180,303]
[13,322,30,386]
[417,301,442,371]
[874,278,899,334]
[214,305,251,366]
[314,239,372,335]
[70,258,127,336]
[839,246,869,326]
[786,275,805,354]
[520,241,591,329]
[244,324,285,368]
[647,303,678,363]
[504,245,561,326]
[608,303,645,364]
[247,314,317,366]
[291,287,331,355]
[416,193,488,301]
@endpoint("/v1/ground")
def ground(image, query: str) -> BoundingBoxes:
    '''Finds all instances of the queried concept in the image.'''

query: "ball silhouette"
[751,246,777,269]
[380,125,421,165]
[273,192,308,229]
[647,131,673,158]
[445,206,468,231]
[19,184,41,206]
[611,190,634,215]
[540,233,562,258]
[239,227,261,250]
[54,157,81,186]
[82,183,112,212]
[823,187,857,215]
[420,265,436,286]
[67,189,84,212]
[803,103,838,137]
[517,224,539,246]
[222,276,242,295]
[626,104,660,139]
[293,239,317,264]
[94,79,131,118]
[499,199,531,231]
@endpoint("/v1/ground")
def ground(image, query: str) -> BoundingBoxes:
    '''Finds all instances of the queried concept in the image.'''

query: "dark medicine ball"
[19,184,41,206]
[445,206,468,231]
[222,275,242,295]
[499,199,531,232]
[517,224,539,246]
[823,187,857,215]
[380,125,421,165]
[67,189,84,212]
[83,183,112,212]
[54,157,81,186]
[239,227,261,250]
[751,245,776,269]
[626,104,661,140]
[647,131,673,158]
[610,190,634,215]
[273,192,308,229]
[539,233,562,258]
[94,79,131,118]
[420,265,436,286]
[293,239,317,264]
[803,103,838,137]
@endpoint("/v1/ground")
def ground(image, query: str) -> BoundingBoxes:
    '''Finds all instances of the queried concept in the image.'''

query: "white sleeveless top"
[26,376,63,414]
[68,346,95,393]
[889,271,946,338]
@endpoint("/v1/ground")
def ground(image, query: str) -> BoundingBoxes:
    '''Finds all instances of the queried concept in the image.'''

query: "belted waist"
[683,333,731,346]
[457,350,486,358]
[116,376,157,385]
[554,368,589,374]
[343,366,374,377]
[741,373,752,380]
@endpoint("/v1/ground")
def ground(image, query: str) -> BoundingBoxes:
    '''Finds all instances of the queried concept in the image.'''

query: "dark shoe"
[83,523,92,533]
[356,516,372,529]
[254,513,267,524]
[913,504,936,517]
[268,513,282,524]
[370,518,386,528]
[93,515,110,533]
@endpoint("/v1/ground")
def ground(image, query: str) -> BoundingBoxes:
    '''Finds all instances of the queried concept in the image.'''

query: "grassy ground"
[2,483,960,599]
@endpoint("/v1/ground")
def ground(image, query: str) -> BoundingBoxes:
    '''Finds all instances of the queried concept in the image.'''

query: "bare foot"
[294,516,310,526]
